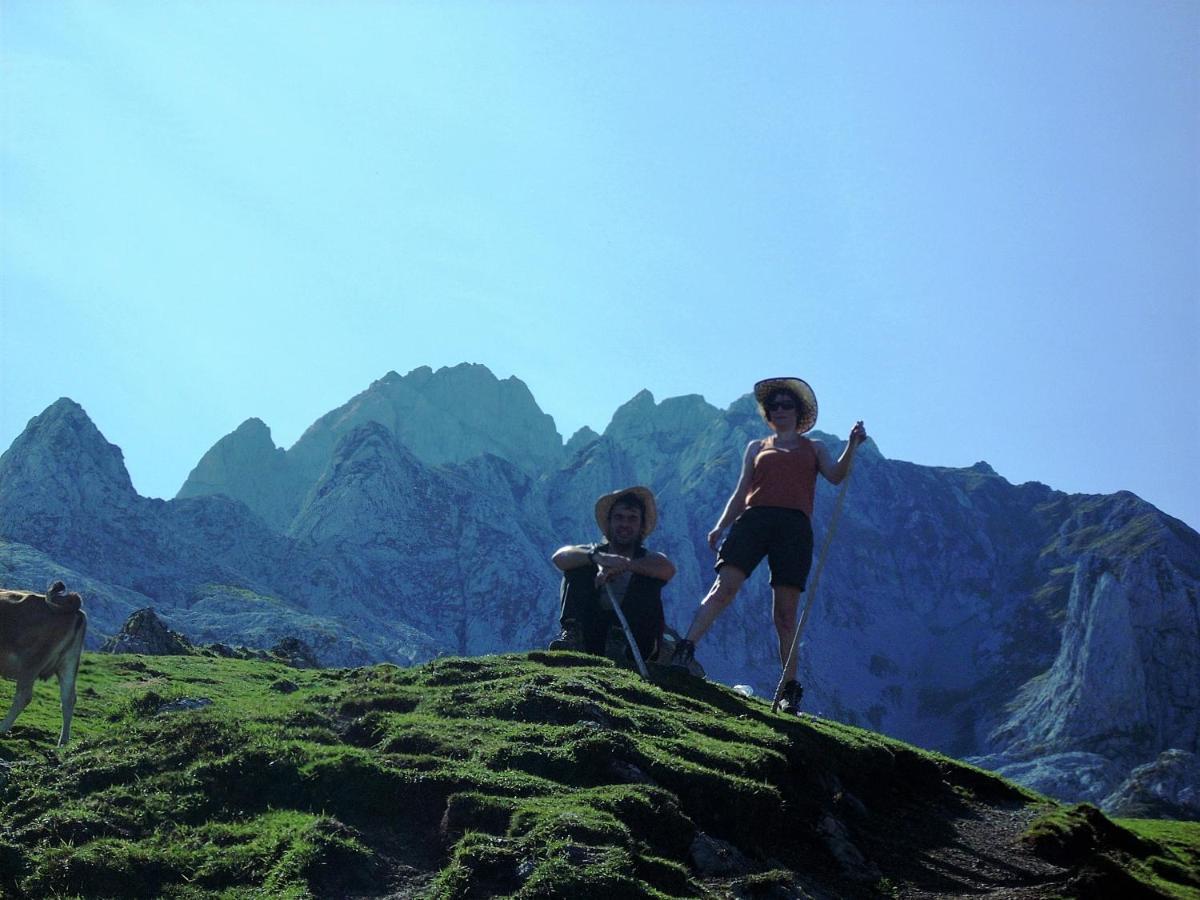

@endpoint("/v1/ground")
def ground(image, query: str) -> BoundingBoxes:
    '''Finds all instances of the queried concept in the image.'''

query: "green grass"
[1119,819,1200,900]
[1,651,1195,898]
[1023,804,1200,900]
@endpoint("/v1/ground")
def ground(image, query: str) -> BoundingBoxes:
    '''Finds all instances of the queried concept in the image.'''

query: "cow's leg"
[0,677,35,735]
[57,660,81,746]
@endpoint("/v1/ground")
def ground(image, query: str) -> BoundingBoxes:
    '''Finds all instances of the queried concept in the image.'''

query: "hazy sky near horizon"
[2,2,1198,529]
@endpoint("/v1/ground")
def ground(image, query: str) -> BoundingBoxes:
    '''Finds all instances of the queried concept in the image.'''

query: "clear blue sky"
[2,1,1197,529]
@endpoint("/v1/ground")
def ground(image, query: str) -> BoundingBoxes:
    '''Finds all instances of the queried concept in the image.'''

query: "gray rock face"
[965,499,1200,813]
[988,548,1196,759]
[1102,750,1200,820]
[286,422,553,659]
[3,373,1198,817]
[0,398,140,566]
[270,637,320,670]
[964,751,1126,806]
[175,418,303,529]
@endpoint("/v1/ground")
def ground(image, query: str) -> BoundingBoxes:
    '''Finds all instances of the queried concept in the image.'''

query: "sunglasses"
[766,399,796,411]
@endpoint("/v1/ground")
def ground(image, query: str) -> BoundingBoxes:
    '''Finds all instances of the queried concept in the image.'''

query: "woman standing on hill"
[671,377,867,715]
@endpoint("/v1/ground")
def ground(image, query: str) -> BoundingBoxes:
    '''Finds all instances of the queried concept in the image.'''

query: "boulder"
[1102,750,1200,821]
[101,608,194,656]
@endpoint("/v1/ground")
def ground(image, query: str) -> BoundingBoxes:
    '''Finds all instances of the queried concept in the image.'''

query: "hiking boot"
[777,679,804,716]
[670,638,695,668]
[548,622,583,652]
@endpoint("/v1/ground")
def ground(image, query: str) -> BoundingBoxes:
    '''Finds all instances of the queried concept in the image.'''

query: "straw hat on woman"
[671,377,867,715]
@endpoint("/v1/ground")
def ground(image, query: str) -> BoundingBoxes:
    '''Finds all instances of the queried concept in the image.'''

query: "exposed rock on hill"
[101,607,194,655]
[99,606,321,669]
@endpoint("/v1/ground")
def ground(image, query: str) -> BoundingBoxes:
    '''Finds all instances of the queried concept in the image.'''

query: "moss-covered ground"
[1,651,1196,898]
[1022,804,1200,899]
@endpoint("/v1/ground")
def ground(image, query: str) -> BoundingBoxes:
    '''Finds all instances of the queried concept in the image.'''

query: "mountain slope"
[3,651,1196,899]
[0,400,447,667]
[2,376,1198,815]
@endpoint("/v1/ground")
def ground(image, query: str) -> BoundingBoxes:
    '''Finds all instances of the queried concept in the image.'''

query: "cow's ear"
[47,581,66,597]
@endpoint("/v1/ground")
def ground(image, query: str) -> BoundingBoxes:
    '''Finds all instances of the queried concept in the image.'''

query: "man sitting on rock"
[549,486,676,662]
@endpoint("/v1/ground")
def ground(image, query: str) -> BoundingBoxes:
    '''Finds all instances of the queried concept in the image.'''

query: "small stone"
[608,759,656,785]
[270,637,320,669]
[690,832,751,876]
[818,815,881,881]
[157,697,213,714]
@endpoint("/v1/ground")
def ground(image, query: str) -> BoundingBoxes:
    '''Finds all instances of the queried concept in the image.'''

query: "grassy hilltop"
[0,652,1197,899]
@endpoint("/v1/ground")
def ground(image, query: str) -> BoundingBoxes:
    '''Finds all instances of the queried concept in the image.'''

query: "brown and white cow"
[0,581,87,746]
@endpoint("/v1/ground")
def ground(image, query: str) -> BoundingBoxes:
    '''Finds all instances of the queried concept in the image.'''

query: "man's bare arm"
[593,550,676,584]
[551,544,596,572]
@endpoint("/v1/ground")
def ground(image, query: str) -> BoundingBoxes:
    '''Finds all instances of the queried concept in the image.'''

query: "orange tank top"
[745,435,818,518]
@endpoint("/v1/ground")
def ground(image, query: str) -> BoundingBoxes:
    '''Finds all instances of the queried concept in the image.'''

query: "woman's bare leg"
[772,584,803,681]
[684,567,748,644]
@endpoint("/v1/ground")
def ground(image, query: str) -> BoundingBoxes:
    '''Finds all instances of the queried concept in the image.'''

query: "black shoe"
[778,679,804,716]
[670,639,695,668]
[549,622,583,652]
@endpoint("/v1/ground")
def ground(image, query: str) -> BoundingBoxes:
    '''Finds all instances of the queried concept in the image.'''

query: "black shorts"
[716,506,814,589]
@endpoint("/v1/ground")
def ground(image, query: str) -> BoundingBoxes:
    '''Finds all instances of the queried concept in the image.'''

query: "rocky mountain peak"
[290,364,563,478]
[0,397,135,504]
[564,426,601,457]
[233,417,272,439]
[728,393,761,417]
[177,364,567,531]
[605,391,720,444]
[604,389,656,431]
[311,422,423,498]
[177,418,281,492]
[175,416,295,527]
[289,422,427,543]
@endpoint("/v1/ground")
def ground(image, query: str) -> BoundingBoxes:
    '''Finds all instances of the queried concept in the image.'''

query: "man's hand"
[593,551,630,585]
[849,420,868,447]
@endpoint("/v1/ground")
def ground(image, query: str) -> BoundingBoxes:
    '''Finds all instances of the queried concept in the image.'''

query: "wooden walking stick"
[771,451,857,713]
[604,582,651,679]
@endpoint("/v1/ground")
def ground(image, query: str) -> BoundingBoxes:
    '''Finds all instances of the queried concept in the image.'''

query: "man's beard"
[608,536,637,554]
